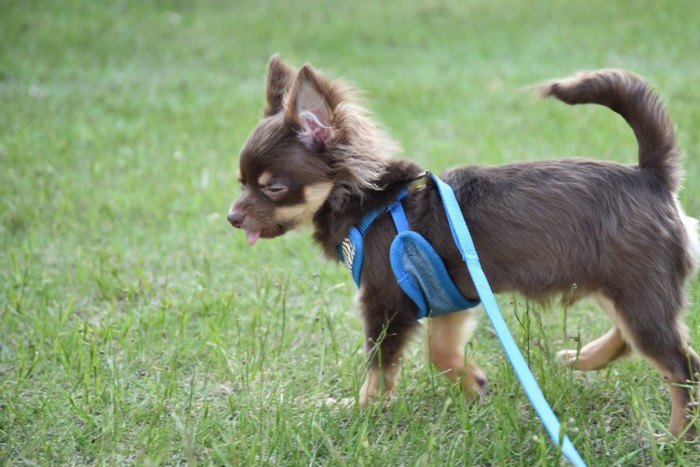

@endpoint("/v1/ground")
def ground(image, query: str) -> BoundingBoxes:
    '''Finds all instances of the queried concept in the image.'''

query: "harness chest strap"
[337,182,479,318]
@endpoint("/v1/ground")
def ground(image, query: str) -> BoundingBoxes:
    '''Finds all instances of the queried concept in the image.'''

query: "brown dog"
[228,55,700,437]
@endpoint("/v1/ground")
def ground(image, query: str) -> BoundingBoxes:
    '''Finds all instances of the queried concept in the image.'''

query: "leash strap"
[428,172,586,467]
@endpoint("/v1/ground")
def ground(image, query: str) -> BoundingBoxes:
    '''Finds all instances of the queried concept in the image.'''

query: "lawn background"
[2,0,700,465]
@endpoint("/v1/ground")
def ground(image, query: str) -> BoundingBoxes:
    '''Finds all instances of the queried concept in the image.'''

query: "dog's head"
[228,55,400,245]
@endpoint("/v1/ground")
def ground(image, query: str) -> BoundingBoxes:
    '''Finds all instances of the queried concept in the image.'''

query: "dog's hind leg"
[613,291,700,438]
[426,309,486,398]
[636,333,700,438]
[558,295,632,370]
[557,327,631,371]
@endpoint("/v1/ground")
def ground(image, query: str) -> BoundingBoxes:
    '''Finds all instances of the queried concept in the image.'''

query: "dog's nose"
[227,211,245,228]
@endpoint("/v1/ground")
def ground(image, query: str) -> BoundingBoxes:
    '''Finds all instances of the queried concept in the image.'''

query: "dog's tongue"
[245,230,261,246]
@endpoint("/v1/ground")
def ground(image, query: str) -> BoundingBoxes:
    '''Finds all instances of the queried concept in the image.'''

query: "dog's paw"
[358,392,394,410]
[654,425,698,443]
[466,363,488,399]
[318,396,355,409]
[556,349,579,367]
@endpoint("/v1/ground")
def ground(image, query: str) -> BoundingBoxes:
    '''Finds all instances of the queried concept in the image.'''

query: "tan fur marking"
[557,327,629,371]
[426,309,485,397]
[257,171,273,187]
[557,295,633,370]
[595,295,636,346]
[359,364,400,408]
[274,181,333,226]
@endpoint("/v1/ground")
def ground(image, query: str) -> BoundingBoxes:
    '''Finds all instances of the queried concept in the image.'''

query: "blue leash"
[428,172,586,467]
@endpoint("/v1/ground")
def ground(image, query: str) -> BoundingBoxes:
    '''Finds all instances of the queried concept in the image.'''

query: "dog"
[228,54,700,438]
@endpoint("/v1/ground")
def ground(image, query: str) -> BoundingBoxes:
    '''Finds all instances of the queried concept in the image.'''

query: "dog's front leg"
[359,361,401,408]
[426,309,486,398]
[358,299,418,407]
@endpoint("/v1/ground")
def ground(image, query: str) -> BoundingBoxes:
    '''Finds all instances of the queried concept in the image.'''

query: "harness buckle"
[409,171,430,191]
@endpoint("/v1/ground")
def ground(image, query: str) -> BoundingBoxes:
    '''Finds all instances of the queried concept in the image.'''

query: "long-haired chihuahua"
[228,55,699,437]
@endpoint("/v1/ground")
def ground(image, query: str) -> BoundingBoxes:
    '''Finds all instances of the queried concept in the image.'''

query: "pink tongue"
[246,230,261,245]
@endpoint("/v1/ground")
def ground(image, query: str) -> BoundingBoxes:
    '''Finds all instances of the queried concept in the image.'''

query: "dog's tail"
[538,69,681,191]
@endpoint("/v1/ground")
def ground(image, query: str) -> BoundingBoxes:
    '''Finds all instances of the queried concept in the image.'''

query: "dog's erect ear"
[265,54,297,116]
[286,65,336,151]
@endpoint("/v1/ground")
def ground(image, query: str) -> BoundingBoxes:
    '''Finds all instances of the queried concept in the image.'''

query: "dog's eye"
[264,183,288,198]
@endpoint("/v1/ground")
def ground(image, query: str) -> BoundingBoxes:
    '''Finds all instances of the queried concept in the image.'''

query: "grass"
[2,0,700,464]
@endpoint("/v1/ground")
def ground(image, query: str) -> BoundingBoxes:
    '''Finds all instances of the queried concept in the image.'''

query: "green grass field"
[2,0,700,464]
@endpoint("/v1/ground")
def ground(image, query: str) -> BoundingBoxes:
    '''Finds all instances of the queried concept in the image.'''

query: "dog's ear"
[264,54,297,116]
[286,65,336,151]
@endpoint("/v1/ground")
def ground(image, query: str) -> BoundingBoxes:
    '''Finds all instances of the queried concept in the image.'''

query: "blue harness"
[337,172,586,467]
[338,182,479,319]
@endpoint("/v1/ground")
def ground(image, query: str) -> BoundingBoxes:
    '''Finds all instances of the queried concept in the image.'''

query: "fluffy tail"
[539,69,682,191]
